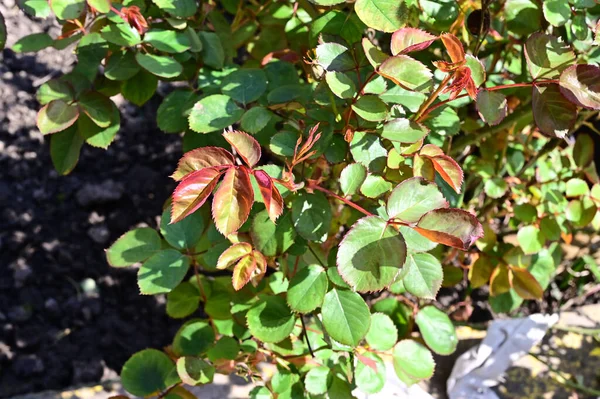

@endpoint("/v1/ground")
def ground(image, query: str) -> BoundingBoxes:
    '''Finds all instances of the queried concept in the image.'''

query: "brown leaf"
[440,33,465,64]
[415,208,483,250]
[510,267,543,300]
[212,166,254,236]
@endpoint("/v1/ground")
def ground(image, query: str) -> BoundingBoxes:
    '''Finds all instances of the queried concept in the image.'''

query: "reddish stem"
[307,181,373,217]
[418,79,558,120]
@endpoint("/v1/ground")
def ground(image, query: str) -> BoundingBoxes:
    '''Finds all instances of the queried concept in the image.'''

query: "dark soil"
[0,3,183,396]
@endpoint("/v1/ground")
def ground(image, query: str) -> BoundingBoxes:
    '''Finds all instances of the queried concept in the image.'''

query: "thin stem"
[308,181,373,217]
[414,73,453,122]
[193,263,208,302]
[157,382,182,399]
[300,315,315,358]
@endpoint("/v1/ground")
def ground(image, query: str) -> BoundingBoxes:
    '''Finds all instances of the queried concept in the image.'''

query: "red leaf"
[254,170,284,222]
[532,83,577,138]
[559,64,600,110]
[212,166,254,236]
[171,167,223,223]
[390,28,437,55]
[261,49,300,65]
[223,130,261,168]
[171,147,235,181]
[440,33,465,64]
[250,250,268,287]
[415,208,483,250]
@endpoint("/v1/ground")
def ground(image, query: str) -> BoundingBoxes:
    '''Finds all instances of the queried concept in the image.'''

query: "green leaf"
[122,70,158,106]
[291,191,332,243]
[207,335,240,360]
[378,55,433,92]
[543,0,570,27]
[517,225,544,255]
[532,83,576,138]
[382,118,429,143]
[173,319,215,356]
[101,23,142,47]
[400,225,438,253]
[251,210,296,257]
[362,37,388,69]
[387,177,447,223]
[360,174,392,199]
[573,133,594,167]
[337,216,407,292]
[287,265,328,313]
[77,104,120,148]
[566,178,589,197]
[465,55,486,87]
[221,69,268,105]
[186,27,203,52]
[188,94,244,133]
[107,227,161,267]
[421,0,458,30]
[484,178,508,199]
[18,0,52,18]
[160,206,205,250]
[355,352,386,394]
[176,357,214,386]
[416,306,457,355]
[167,282,201,318]
[87,0,110,13]
[392,340,435,386]
[559,65,600,110]
[249,386,273,399]
[403,253,443,299]
[135,53,183,78]
[525,34,575,80]
[571,14,589,41]
[354,0,408,32]
[380,85,426,112]
[365,313,398,351]
[50,0,86,20]
[310,10,365,47]
[246,296,296,343]
[325,71,357,99]
[269,131,297,157]
[315,42,355,72]
[13,32,53,53]
[241,107,273,134]
[198,31,225,70]
[153,0,198,18]
[476,90,507,126]
[157,90,198,133]
[352,95,388,122]
[422,105,460,137]
[37,100,80,135]
[304,366,331,395]
[505,0,542,36]
[78,91,113,128]
[138,249,191,295]
[321,289,371,347]
[145,29,191,53]
[340,163,368,196]
[37,80,74,105]
[121,349,179,396]
[50,125,83,175]
[105,50,141,81]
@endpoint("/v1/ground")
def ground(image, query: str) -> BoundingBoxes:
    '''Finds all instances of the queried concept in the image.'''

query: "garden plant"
[3,0,600,397]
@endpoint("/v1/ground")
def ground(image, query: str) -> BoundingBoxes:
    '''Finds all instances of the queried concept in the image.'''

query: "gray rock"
[88,225,110,244]
[76,180,124,207]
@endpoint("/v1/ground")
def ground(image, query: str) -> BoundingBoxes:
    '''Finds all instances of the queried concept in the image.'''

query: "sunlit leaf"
[476,90,507,126]
[525,33,575,80]
[354,0,408,33]
[416,306,457,355]
[287,264,328,313]
[253,170,284,222]
[559,65,600,110]
[387,177,447,223]
[171,167,222,223]
[246,296,296,343]
[378,55,433,92]
[392,340,435,386]
[390,28,437,55]
[510,267,544,300]
[321,289,371,346]
[212,167,254,236]
[37,100,80,135]
[172,147,234,181]
[403,253,443,299]
[223,130,261,168]
[337,216,406,292]
[382,118,429,143]
[121,349,179,396]
[415,209,483,250]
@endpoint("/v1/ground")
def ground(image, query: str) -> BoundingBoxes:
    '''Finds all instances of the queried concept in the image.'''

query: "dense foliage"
[4,0,600,397]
